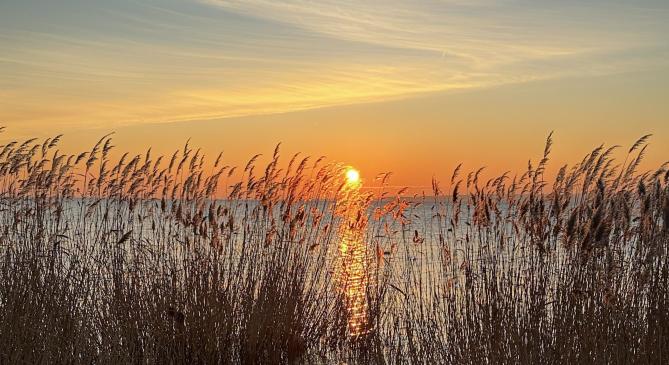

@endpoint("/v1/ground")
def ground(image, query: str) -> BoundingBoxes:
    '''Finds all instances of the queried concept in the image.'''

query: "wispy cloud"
[209,1,668,58]
[0,0,667,133]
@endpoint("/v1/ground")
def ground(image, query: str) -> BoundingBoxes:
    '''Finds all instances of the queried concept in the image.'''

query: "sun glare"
[346,168,360,186]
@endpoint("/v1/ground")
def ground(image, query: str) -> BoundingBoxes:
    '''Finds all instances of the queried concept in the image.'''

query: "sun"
[345,168,361,186]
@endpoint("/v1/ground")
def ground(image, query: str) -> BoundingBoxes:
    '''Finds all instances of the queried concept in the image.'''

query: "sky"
[1,0,668,188]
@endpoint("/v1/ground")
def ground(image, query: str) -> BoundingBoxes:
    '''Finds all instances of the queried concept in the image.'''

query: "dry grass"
[0,128,667,364]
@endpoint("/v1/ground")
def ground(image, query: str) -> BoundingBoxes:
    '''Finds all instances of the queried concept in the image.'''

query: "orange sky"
[30,70,665,191]
[1,1,667,191]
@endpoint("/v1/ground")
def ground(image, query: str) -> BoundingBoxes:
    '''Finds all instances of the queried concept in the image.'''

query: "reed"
[0,128,667,364]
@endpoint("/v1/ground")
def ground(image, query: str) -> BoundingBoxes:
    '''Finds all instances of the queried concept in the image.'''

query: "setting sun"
[345,168,361,186]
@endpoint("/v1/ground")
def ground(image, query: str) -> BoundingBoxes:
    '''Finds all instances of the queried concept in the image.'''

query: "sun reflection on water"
[337,167,371,338]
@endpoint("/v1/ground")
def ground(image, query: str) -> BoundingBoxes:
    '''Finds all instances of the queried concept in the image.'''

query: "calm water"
[31,196,606,340]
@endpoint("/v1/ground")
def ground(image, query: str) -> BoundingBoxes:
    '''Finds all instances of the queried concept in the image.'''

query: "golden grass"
[0,128,667,364]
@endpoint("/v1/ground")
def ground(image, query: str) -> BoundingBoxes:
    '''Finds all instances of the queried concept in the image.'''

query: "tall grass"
[0,128,667,364]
